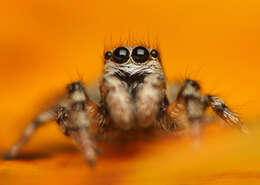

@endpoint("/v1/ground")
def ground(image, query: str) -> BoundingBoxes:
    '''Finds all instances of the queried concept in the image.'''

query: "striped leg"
[5,81,104,166]
[159,79,204,131]
[160,79,248,134]
[207,95,249,133]
[4,109,56,159]
[52,82,102,166]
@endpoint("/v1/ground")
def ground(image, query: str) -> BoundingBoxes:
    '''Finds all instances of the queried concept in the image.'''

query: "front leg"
[56,82,97,166]
[101,75,135,130]
[55,82,106,166]
[160,79,248,133]
[136,74,167,128]
[51,82,104,165]
[5,82,104,166]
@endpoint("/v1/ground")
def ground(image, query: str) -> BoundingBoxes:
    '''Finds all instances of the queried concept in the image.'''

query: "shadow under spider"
[2,129,174,162]
[1,143,78,161]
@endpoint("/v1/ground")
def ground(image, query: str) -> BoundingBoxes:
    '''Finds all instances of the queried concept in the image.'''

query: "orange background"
[0,0,260,185]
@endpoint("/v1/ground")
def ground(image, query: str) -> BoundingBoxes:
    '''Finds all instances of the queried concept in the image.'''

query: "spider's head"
[102,46,164,84]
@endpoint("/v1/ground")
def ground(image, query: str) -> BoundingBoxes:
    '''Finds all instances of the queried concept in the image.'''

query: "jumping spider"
[5,45,247,166]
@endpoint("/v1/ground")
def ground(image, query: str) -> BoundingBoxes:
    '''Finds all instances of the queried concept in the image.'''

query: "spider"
[5,45,248,166]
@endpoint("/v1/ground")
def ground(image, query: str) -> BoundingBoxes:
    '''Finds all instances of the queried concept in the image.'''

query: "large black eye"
[112,47,129,64]
[132,46,149,63]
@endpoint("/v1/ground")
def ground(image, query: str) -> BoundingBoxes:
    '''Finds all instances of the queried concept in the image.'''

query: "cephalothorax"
[5,45,247,166]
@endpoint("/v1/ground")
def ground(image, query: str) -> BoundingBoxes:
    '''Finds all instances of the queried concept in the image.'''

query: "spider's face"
[103,46,164,83]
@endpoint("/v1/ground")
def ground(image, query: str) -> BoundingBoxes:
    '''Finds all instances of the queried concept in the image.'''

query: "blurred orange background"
[0,0,260,185]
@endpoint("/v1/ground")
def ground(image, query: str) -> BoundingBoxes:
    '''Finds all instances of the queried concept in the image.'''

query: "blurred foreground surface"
[1,0,260,184]
[1,123,260,185]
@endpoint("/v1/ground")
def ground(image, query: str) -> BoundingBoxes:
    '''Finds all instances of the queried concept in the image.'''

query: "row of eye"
[104,46,159,64]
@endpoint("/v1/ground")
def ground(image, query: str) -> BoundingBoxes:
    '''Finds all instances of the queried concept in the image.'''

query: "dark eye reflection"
[132,46,149,63]
[112,47,130,64]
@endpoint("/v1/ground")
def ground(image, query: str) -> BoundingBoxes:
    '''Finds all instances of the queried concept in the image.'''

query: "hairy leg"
[206,95,248,133]
[4,108,56,159]
[160,79,248,133]
[136,74,167,128]
[100,75,135,130]
[157,80,197,130]
[5,82,104,164]
[56,82,98,166]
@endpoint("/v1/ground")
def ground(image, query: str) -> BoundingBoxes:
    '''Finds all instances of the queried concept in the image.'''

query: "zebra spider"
[5,45,248,166]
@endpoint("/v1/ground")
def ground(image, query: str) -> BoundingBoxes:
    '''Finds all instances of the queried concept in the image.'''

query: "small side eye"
[132,46,149,63]
[150,49,159,58]
[104,51,112,59]
[112,47,130,64]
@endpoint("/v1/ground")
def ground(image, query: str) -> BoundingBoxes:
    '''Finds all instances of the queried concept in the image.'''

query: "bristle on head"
[103,34,161,54]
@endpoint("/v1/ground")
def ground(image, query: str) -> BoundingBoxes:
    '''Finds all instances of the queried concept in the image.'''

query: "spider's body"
[5,45,247,166]
[100,46,168,130]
